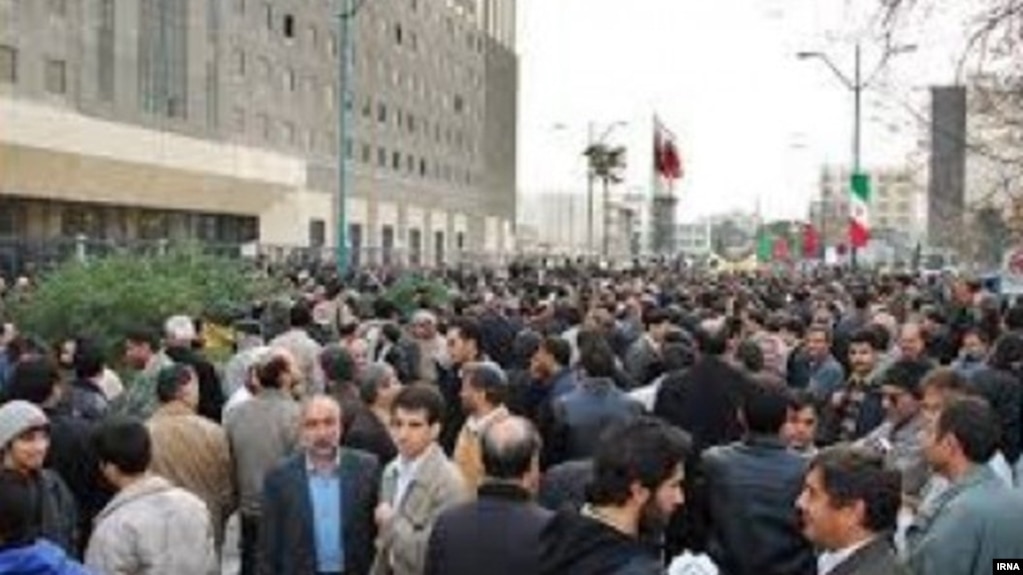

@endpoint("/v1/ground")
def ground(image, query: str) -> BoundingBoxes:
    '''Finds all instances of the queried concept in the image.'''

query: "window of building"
[434,231,444,266]
[392,151,401,171]
[406,154,414,173]
[306,25,318,50]
[345,137,354,159]
[349,223,363,267]
[328,32,338,58]
[419,158,427,177]
[407,115,415,133]
[263,2,273,30]
[395,23,403,45]
[377,147,387,167]
[377,101,387,123]
[44,58,67,94]
[283,14,295,38]
[409,31,418,52]
[309,219,326,247]
[257,113,269,140]
[361,142,372,163]
[231,107,245,132]
[456,231,465,251]
[0,45,16,84]
[282,121,295,145]
[395,108,403,129]
[361,97,371,118]
[381,225,395,266]
[233,48,245,76]
[408,228,422,266]
[285,68,296,91]
[453,94,464,113]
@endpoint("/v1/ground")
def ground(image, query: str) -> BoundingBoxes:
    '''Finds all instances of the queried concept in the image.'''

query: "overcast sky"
[516,0,971,221]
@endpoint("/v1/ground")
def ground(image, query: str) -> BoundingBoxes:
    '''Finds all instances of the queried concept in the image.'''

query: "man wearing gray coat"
[906,397,1023,575]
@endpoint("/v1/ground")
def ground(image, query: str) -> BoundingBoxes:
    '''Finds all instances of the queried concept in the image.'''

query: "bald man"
[260,395,382,575]
[425,416,552,575]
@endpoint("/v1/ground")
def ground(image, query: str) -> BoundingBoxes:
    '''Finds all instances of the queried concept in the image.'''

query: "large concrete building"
[0,0,517,267]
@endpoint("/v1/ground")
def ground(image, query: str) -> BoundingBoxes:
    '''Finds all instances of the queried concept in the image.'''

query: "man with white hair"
[164,315,225,422]
[409,310,448,385]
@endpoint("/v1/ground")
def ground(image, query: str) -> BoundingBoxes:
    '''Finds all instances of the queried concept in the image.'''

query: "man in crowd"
[164,315,225,422]
[906,397,1023,575]
[426,416,551,575]
[454,361,511,489]
[823,329,885,445]
[858,358,932,501]
[0,400,79,555]
[224,349,302,575]
[371,384,467,575]
[783,390,820,456]
[540,417,690,575]
[261,395,381,575]
[805,325,846,403]
[439,317,487,453]
[113,326,173,418]
[0,469,90,574]
[85,417,217,574]
[702,382,816,575]
[146,363,235,553]
[270,302,324,395]
[796,445,906,575]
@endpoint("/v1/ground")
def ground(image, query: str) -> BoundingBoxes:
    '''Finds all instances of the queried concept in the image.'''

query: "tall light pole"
[336,0,364,277]
[797,43,915,267]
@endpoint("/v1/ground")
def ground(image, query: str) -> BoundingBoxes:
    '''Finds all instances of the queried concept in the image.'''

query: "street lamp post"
[336,0,364,277]
[797,43,915,268]
[586,121,627,259]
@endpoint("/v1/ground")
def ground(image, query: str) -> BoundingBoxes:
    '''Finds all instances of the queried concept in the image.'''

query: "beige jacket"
[453,405,510,491]
[147,402,236,546]
[371,444,468,575]
[85,475,218,575]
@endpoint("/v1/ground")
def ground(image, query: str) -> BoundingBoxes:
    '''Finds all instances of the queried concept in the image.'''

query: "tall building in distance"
[0,0,518,267]
[812,164,924,260]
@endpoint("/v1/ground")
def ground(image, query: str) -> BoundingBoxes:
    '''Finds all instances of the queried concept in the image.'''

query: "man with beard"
[260,395,381,575]
[539,417,690,575]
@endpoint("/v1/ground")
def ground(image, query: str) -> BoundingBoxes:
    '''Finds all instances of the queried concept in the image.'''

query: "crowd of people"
[1,262,1022,575]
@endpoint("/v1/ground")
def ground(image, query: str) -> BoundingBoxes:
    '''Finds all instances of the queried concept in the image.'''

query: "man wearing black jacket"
[540,417,690,575]
[164,315,225,422]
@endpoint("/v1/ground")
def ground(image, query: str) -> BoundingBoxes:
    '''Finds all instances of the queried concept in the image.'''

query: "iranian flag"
[653,116,683,193]
[850,173,870,248]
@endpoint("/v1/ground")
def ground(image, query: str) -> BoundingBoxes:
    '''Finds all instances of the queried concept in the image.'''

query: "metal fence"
[0,235,522,278]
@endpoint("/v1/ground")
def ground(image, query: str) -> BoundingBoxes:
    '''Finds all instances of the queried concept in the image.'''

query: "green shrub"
[9,247,282,357]
[383,276,452,317]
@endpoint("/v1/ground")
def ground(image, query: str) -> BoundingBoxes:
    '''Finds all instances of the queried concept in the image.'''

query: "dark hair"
[988,333,1023,374]
[73,337,105,379]
[920,368,969,396]
[784,316,806,339]
[809,445,901,533]
[867,323,891,351]
[539,336,571,368]
[852,290,871,311]
[92,417,152,475]
[155,363,194,403]
[358,363,395,405]
[319,345,355,384]
[588,417,691,506]
[480,417,542,480]
[662,343,696,372]
[448,317,483,349]
[643,308,669,329]
[381,322,402,344]
[1004,304,1023,332]
[392,384,446,425]
[805,324,832,343]
[736,339,765,373]
[5,358,61,405]
[848,329,879,351]
[579,336,616,379]
[787,389,819,414]
[257,354,292,389]
[0,470,39,545]
[289,302,313,328]
[937,397,1000,464]
[124,326,160,350]
[511,330,542,369]
[742,382,790,434]
[880,358,933,399]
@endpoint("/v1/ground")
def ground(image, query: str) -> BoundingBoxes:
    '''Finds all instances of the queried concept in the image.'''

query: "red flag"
[803,223,820,259]
[654,119,684,181]
[773,236,790,262]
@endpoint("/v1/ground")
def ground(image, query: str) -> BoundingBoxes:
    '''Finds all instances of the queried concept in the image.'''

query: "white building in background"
[676,221,713,256]
[518,189,637,260]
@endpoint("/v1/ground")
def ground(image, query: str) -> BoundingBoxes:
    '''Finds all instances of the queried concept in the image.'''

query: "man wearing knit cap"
[0,400,79,555]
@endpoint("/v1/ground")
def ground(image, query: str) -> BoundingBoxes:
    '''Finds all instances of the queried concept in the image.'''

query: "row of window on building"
[0,46,65,94]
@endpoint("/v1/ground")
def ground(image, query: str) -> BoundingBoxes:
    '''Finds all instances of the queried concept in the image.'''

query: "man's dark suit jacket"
[260,448,381,575]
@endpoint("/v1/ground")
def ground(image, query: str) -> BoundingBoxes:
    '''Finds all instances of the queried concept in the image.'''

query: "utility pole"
[336,0,362,277]
[586,122,595,258]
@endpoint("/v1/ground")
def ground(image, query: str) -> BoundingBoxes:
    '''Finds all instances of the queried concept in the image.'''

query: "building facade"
[812,164,924,255]
[0,0,517,268]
